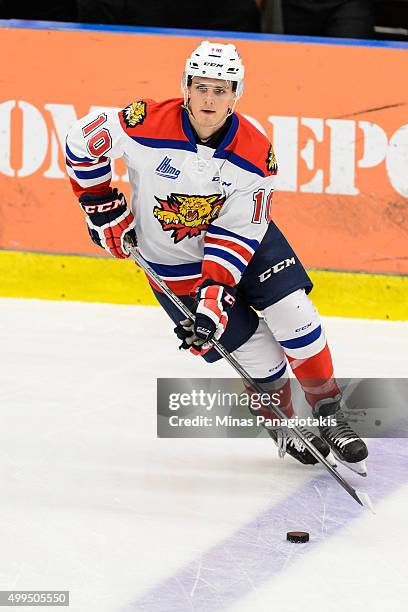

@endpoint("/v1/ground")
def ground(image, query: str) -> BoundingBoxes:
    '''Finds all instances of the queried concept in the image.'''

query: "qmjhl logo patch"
[155,156,181,180]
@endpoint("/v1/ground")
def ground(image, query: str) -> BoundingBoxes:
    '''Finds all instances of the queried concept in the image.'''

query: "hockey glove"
[175,281,236,355]
[79,188,137,259]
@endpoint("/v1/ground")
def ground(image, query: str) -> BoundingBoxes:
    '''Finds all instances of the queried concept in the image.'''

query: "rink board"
[1,249,407,321]
[0,22,407,277]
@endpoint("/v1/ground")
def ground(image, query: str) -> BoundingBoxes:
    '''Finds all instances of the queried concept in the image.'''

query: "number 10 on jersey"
[252,189,273,224]
[82,113,112,158]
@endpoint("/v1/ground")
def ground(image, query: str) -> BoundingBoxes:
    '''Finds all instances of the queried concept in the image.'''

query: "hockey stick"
[125,241,374,512]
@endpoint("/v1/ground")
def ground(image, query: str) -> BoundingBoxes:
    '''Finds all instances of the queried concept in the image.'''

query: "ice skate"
[314,396,368,477]
[266,425,337,467]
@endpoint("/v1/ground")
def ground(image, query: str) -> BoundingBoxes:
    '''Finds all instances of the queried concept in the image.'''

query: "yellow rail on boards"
[1,250,407,321]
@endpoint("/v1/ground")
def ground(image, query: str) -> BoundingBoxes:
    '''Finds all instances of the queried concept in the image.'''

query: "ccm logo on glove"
[174,282,236,356]
[80,198,124,214]
[79,188,137,259]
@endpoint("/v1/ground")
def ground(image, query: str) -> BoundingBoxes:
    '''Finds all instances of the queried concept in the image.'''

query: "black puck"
[287,531,309,543]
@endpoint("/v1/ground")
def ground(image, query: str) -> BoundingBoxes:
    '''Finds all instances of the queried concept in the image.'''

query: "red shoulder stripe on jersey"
[226,113,278,177]
[118,98,186,141]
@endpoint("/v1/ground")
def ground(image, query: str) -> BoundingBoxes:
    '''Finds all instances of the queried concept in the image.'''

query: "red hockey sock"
[244,378,294,423]
[287,343,340,409]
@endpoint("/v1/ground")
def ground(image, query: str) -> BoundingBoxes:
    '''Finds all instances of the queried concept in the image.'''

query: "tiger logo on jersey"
[122,101,147,128]
[153,193,225,243]
[266,144,278,175]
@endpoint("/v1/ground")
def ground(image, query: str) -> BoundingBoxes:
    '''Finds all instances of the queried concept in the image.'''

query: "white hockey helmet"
[182,40,245,100]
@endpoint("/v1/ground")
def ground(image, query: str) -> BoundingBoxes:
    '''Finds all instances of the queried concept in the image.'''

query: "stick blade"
[355,489,375,513]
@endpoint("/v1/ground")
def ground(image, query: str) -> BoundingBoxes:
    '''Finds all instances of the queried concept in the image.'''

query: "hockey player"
[65,40,368,474]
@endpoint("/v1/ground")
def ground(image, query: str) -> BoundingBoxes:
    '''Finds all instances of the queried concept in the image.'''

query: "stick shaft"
[127,244,370,508]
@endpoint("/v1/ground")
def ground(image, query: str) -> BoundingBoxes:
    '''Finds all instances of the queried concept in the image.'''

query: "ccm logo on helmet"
[204,62,223,68]
[259,257,296,282]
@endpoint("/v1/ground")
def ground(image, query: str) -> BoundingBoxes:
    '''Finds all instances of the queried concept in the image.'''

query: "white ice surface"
[0,298,407,612]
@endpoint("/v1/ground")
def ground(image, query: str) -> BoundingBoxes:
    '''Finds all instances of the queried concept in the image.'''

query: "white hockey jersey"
[66,98,277,295]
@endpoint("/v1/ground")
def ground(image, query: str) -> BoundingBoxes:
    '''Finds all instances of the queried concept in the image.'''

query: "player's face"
[188,77,236,132]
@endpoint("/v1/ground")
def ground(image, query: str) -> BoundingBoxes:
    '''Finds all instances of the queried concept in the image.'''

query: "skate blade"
[334,455,368,477]
[355,489,375,513]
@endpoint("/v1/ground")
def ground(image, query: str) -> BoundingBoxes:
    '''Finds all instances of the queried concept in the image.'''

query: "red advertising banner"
[1,26,407,273]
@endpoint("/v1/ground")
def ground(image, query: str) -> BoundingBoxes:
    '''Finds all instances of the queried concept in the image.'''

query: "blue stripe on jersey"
[207,225,260,251]
[72,164,111,180]
[65,142,94,163]
[145,260,202,277]
[214,150,265,177]
[204,246,247,274]
[216,114,239,152]
[181,109,197,147]
[131,136,196,152]
[279,325,322,349]
[254,363,287,383]
[180,107,238,151]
